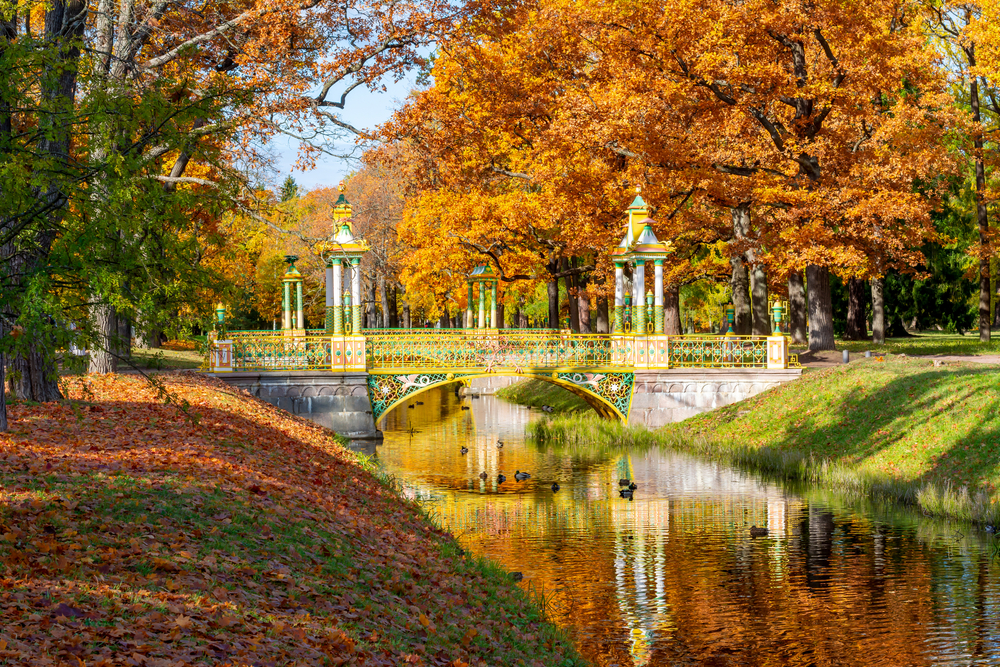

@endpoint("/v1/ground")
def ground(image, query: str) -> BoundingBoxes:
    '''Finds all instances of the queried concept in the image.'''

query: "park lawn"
[0,373,583,666]
[792,332,1000,357]
[533,357,1000,523]
[129,346,204,370]
[495,379,592,414]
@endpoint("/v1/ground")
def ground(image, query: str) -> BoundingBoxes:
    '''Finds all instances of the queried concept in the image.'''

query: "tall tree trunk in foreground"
[871,277,885,344]
[730,205,752,335]
[788,270,807,344]
[845,278,868,340]
[595,297,609,334]
[664,285,681,334]
[806,265,836,351]
[566,263,580,332]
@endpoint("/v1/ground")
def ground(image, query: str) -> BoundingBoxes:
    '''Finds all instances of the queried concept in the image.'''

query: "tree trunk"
[578,288,591,333]
[564,258,580,333]
[547,273,559,329]
[730,205,752,335]
[0,349,5,432]
[388,285,399,328]
[871,277,885,344]
[89,302,119,374]
[994,264,1000,329]
[806,265,836,351]
[439,311,449,328]
[366,274,377,329]
[403,304,411,328]
[497,301,505,329]
[379,276,390,329]
[664,284,681,334]
[117,312,132,361]
[845,278,868,341]
[750,264,769,335]
[969,40,991,342]
[595,297,609,334]
[788,270,807,344]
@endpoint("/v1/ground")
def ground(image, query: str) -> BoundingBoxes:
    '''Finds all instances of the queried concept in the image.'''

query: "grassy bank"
[531,358,1000,525]
[495,378,592,414]
[0,373,584,666]
[792,332,1000,357]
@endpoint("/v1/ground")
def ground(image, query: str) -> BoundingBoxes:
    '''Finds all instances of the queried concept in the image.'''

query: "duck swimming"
[497,473,506,485]
[460,446,469,454]
[750,525,769,537]
[514,471,531,482]
[551,483,560,492]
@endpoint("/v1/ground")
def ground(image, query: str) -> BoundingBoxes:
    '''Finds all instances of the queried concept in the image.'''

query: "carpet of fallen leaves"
[0,372,585,667]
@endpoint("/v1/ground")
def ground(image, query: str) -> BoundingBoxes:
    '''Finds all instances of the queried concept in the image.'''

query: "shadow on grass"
[0,378,584,666]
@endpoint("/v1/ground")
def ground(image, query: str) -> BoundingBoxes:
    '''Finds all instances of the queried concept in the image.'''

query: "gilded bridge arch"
[366,370,635,424]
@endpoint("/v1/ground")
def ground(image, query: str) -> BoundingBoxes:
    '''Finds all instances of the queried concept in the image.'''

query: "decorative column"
[466,283,474,329]
[613,261,624,333]
[645,291,654,334]
[325,263,335,332]
[634,261,646,334]
[490,282,497,328]
[478,281,486,329]
[332,259,343,334]
[351,257,362,334]
[654,259,664,333]
[282,281,291,330]
[296,280,304,331]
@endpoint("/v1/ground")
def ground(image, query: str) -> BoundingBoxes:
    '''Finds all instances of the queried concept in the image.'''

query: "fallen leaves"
[0,372,584,666]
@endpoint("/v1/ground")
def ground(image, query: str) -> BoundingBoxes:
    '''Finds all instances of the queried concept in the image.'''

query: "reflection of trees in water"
[371,389,1000,667]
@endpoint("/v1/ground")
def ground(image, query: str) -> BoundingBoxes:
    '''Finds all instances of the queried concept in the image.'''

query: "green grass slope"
[533,358,1000,524]
[495,379,593,414]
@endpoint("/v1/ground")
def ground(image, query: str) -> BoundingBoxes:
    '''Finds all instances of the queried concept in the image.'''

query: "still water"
[344,387,1000,666]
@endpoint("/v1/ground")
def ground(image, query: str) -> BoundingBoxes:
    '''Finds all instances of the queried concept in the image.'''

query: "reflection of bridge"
[207,328,801,438]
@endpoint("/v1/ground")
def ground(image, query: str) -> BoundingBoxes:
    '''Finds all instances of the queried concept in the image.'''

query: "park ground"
[0,373,584,666]
[529,356,1000,525]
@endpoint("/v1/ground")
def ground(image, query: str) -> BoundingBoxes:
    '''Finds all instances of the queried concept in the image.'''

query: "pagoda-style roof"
[469,264,497,281]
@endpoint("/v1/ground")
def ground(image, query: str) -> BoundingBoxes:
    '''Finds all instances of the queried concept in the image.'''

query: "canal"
[323,386,1000,666]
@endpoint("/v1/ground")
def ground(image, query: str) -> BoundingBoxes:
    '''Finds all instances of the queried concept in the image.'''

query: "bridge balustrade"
[207,330,795,373]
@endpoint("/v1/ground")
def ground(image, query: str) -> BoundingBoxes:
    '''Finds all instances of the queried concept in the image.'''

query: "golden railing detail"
[208,331,794,372]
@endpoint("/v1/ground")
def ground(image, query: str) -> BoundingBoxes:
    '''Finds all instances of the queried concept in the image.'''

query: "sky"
[269,71,421,192]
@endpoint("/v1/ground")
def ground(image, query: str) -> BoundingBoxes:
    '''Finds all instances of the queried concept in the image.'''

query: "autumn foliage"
[0,374,582,666]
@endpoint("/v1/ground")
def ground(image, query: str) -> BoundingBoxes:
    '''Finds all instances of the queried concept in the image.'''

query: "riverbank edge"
[495,378,591,413]
[0,372,586,666]
[527,359,1000,527]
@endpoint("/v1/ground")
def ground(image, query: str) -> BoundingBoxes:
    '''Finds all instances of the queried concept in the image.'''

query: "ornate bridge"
[207,329,796,423]
[204,189,799,434]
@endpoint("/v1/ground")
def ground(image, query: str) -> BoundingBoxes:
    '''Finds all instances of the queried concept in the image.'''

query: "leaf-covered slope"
[0,373,583,666]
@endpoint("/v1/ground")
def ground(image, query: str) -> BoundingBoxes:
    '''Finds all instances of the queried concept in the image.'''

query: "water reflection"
[363,387,1000,666]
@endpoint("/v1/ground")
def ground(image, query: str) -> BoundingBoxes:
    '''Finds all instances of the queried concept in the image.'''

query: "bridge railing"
[206,330,795,372]
[365,331,613,370]
[225,333,334,371]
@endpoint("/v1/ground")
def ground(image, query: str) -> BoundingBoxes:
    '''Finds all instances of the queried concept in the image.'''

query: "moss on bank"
[0,373,584,666]
[531,357,1000,525]
[495,378,592,414]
